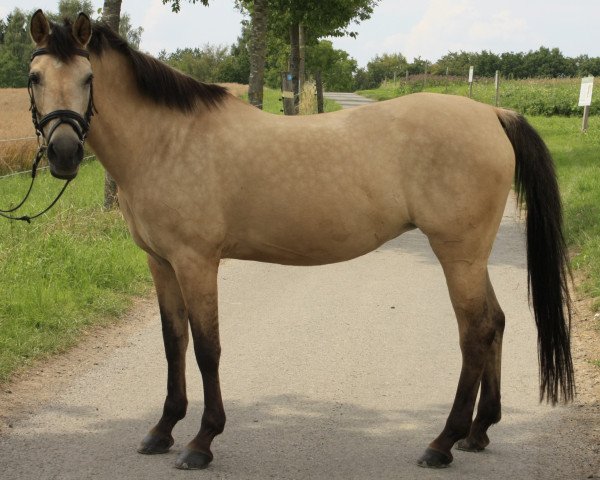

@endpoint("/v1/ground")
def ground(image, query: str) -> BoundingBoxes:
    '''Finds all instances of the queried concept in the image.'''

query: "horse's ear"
[72,12,92,47]
[30,9,50,46]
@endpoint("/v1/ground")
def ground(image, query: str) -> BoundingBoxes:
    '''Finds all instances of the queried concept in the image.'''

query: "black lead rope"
[0,146,71,224]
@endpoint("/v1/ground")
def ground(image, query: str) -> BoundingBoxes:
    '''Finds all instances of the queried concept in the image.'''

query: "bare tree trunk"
[289,21,300,115]
[102,0,121,209]
[298,22,305,93]
[248,0,268,109]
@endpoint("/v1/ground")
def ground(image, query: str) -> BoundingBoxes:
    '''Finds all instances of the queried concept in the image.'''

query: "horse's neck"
[85,52,182,188]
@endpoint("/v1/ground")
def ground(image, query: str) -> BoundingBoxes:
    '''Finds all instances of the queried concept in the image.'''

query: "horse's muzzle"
[47,135,84,180]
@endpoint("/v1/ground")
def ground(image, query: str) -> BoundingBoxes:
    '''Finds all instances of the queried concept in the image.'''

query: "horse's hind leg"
[417,240,503,468]
[458,274,505,452]
[138,255,189,455]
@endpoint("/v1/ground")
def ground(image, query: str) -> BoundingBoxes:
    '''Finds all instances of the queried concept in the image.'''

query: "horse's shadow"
[0,393,577,480]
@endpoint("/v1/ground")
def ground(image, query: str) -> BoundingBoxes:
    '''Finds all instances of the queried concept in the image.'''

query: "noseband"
[0,48,95,223]
[28,47,96,145]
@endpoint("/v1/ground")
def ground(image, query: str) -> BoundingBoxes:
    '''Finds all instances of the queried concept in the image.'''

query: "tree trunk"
[298,22,305,93]
[248,0,268,109]
[102,0,121,209]
[289,21,300,115]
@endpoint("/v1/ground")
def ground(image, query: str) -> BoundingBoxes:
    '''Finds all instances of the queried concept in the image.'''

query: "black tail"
[496,109,574,405]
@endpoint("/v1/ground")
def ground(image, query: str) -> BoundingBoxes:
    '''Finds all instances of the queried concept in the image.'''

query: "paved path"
[0,198,597,478]
[324,91,375,109]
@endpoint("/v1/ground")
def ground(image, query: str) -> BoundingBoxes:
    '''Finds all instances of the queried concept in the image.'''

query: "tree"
[238,0,377,112]
[102,0,122,209]
[247,0,268,109]
[305,40,357,92]
[0,9,31,88]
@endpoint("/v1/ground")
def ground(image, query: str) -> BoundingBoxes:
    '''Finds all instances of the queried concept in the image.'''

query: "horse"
[27,10,573,470]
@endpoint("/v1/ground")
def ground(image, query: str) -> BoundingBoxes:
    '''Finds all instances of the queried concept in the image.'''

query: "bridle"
[0,47,95,223]
[28,47,95,145]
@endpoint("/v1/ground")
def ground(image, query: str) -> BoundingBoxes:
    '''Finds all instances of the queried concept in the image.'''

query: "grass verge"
[527,116,600,310]
[0,160,151,382]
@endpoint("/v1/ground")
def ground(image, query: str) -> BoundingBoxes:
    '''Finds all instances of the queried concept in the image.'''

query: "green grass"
[0,160,151,382]
[358,77,600,116]
[528,116,600,309]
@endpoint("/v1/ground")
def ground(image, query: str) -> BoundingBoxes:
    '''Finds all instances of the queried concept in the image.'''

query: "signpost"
[494,70,500,106]
[579,76,594,131]
[468,66,474,98]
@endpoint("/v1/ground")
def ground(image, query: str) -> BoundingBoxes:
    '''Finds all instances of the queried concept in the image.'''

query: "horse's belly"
[224,217,414,266]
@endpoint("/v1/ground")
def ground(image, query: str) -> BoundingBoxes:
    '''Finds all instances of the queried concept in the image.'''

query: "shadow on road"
[0,392,592,480]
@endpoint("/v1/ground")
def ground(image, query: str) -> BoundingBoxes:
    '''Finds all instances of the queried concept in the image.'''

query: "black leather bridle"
[0,47,95,223]
[28,47,96,145]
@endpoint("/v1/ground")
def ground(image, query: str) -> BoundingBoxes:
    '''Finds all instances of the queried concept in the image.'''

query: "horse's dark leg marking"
[417,249,497,468]
[458,275,505,452]
[138,255,189,455]
[173,258,225,470]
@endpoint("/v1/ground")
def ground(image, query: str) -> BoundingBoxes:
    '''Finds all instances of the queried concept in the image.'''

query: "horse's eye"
[84,74,94,86]
[29,73,40,85]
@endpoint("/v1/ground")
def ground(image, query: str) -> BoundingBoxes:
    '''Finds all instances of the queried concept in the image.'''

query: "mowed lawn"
[0,93,597,382]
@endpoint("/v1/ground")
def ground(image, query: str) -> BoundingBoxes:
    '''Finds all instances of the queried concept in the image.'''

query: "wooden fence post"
[281,72,295,116]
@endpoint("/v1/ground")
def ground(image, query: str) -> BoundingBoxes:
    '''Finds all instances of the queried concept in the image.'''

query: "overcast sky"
[7,0,600,66]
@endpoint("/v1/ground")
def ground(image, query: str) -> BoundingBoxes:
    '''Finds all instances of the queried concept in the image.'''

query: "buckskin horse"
[26,10,573,470]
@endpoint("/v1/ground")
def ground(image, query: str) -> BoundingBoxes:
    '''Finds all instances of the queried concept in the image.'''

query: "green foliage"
[306,40,357,92]
[0,161,151,381]
[0,8,31,88]
[162,0,210,13]
[0,4,143,87]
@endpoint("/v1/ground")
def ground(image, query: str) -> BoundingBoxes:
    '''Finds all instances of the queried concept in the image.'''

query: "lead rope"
[0,145,71,223]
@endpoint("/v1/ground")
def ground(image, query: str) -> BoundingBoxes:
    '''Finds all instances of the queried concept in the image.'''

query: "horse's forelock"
[45,19,81,63]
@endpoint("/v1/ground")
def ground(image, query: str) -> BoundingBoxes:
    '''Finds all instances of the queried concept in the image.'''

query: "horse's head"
[29,10,94,180]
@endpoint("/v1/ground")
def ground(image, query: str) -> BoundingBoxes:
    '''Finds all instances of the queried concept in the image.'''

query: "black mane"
[46,20,229,112]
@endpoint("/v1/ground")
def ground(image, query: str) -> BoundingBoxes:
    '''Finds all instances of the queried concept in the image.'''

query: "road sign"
[468,66,474,83]
[578,76,594,107]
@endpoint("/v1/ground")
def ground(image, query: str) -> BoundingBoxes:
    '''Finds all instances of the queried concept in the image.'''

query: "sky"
[5,0,600,67]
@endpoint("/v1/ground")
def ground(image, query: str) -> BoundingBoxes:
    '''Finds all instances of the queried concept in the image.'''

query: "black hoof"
[417,447,453,468]
[175,448,213,470]
[457,434,489,452]
[137,433,174,455]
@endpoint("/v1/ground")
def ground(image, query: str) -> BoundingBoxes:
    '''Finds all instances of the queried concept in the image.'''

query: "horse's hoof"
[417,447,453,468]
[457,434,489,452]
[175,448,213,470]
[137,433,174,454]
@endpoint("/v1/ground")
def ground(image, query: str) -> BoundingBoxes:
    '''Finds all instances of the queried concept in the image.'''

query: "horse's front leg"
[172,256,225,470]
[138,255,189,454]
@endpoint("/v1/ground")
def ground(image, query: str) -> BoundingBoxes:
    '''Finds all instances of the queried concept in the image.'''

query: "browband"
[31,47,90,60]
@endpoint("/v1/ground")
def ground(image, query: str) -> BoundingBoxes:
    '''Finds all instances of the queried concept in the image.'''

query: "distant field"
[358,76,600,116]
[0,88,38,173]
